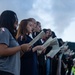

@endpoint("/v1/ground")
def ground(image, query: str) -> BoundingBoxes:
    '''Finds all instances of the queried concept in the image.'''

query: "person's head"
[43,29,52,38]
[42,29,51,41]
[51,31,56,38]
[16,19,33,39]
[58,38,64,46]
[46,29,52,38]
[28,18,37,32]
[0,10,18,37]
[36,21,41,32]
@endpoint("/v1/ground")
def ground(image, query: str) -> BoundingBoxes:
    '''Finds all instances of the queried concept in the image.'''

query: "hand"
[41,49,46,53]
[37,48,46,54]
[21,43,31,52]
[32,45,45,52]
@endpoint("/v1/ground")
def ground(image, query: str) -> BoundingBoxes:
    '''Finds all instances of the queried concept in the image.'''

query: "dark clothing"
[17,35,38,75]
[37,41,52,75]
[66,58,73,75]
[61,61,66,75]
[0,71,14,75]
[51,57,58,75]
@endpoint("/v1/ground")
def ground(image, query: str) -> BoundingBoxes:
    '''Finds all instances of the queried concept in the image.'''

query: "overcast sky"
[0,0,75,42]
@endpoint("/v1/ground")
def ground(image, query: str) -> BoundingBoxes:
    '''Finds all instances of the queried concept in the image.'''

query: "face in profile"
[45,29,52,38]
[36,24,41,32]
[32,19,37,31]
[26,21,33,33]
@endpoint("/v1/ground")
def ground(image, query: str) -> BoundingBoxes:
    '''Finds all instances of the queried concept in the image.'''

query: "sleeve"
[0,28,9,46]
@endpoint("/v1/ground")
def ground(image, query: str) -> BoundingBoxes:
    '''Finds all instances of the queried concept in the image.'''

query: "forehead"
[32,19,36,24]
[37,24,41,27]
[28,21,33,25]
[46,30,50,33]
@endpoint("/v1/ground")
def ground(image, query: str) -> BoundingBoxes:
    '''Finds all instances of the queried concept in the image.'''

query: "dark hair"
[43,29,48,33]
[58,38,63,46]
[51,31,56,38]
[36,21,40,26]
[0,10,18,37]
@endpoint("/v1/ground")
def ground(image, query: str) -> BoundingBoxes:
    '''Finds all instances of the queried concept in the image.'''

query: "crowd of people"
[0,10,75,75]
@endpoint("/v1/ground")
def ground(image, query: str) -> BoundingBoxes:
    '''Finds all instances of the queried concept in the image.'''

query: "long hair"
[16,19,32,40]
[0,10,18,38]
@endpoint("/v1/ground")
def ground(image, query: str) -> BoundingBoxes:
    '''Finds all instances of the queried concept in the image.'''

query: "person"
[65,55,73,75]
[36,21,42,33]
[57,38,66,75]
[0,10,31,75]
[45,30,57,75]
[27,18,37,38]
[16,19,45,75]
[38,28,52,75]
[71,58,75,75]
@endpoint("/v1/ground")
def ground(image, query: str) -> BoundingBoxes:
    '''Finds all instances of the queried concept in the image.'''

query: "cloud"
[51,0,75,35]
[61,19,75,42]
[0,0,34,20]
[0,0,53,28]
[0,0,75,42]
[28,0,54,29]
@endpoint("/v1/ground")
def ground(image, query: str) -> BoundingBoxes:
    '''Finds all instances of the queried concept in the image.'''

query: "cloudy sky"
[0,0,75,42]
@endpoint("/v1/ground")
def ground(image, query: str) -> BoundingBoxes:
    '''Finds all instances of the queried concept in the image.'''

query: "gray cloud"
[51,0,75,34]
[0,0,34,20]
[27,0,53,29]
[0,0,75,36]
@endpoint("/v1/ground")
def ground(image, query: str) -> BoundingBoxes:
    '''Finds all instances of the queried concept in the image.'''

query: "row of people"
[0,10,46,75]
[0,10,74,75]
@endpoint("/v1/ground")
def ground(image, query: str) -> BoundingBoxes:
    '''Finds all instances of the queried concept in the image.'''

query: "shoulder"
[0,27,11,37]
[0,28,11,45]
[0,27,10,33]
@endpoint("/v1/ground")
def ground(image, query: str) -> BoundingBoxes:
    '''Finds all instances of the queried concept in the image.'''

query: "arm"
[0,43,31,56]
[0,44,21,56]
[32,45,45,52]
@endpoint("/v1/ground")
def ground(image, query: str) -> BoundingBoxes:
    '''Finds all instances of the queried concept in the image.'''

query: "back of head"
[43,29,48,33]
[58,38,64,46]
[51,31,56,38]
[0,10,18,37]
